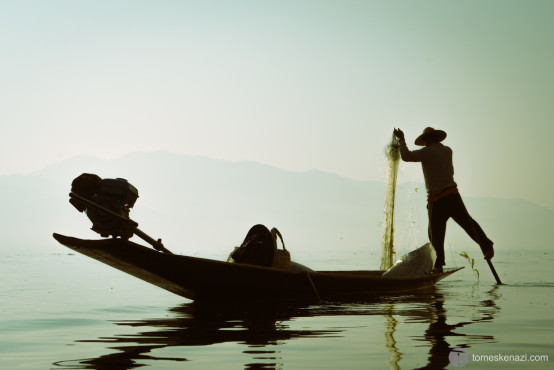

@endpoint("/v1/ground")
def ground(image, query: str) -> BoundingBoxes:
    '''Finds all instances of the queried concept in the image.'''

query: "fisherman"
[393,127,494,273]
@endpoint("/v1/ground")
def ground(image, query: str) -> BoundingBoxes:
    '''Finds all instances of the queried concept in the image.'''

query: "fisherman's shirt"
[398,139,457,195]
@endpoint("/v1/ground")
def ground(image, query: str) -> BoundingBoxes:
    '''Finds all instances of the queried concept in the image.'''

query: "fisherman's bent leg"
[428,200,449,267]
[449,194,493,253]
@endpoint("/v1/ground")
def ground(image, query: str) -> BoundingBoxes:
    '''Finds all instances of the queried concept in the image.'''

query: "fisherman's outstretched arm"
[394,128,426,162]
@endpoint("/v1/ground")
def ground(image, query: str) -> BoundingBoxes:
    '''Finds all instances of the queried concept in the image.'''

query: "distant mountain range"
[1,152,551,260]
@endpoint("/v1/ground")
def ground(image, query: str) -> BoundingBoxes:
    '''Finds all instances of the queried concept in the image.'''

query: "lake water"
[1,248,553,369]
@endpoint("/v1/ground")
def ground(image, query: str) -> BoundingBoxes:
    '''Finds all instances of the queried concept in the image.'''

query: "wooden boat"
[53,233,462,303]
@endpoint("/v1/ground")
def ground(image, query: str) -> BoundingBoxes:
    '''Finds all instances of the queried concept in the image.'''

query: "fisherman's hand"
[393,128,405,140]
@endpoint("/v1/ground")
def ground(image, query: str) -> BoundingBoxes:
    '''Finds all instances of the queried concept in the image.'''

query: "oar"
[69,192,173,254]
[467,220,502,285]
[486,259,502,285]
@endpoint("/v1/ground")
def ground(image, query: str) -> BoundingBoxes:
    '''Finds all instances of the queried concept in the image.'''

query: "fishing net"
[381,134,400,270]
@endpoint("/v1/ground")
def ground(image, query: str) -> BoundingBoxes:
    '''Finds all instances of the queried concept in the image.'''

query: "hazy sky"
[1,1,553,209]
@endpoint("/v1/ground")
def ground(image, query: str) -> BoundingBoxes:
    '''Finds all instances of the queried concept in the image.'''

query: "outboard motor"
[69,173,139,239]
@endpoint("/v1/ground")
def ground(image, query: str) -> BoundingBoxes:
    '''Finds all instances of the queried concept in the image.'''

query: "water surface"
[1,250,552,369]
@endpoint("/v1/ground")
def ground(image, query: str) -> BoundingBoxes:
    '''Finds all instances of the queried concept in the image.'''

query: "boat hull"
[53,233,462,302]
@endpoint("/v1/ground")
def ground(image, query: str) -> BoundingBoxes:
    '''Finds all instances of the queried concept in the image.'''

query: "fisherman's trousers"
[428,193,493,267]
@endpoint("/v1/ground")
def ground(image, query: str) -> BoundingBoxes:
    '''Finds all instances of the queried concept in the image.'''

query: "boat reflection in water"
[53,286,499,369]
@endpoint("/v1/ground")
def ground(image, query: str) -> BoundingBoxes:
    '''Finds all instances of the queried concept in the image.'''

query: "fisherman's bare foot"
[483,244,494,260]
[431,266,443,274]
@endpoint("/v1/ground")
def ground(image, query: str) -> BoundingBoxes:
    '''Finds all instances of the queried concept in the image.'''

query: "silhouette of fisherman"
[393,127,494,272]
